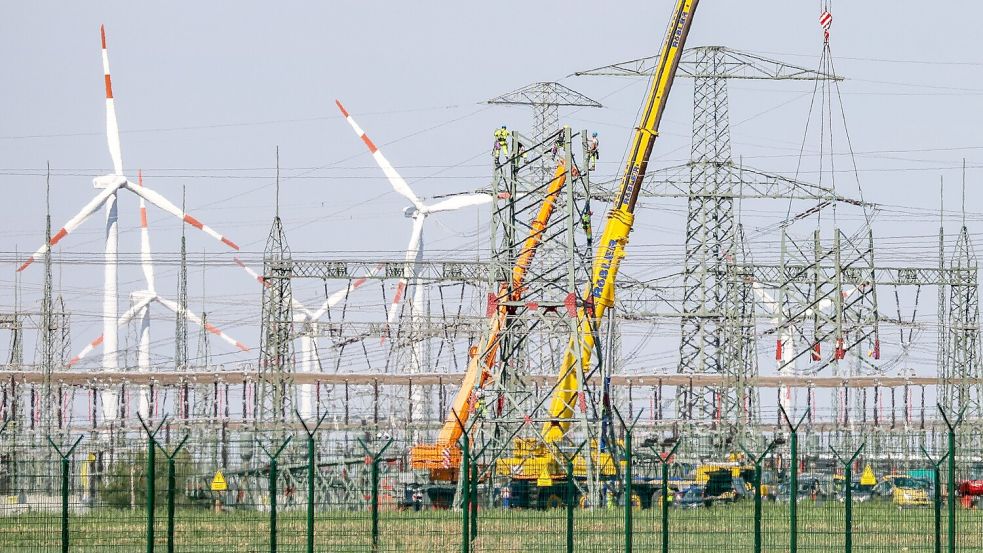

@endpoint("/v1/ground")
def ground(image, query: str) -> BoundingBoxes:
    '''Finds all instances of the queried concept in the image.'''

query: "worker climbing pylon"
[551,126,569,160]
[474,387,487,418]
[587,131,599,170]
[580,203,593,247]
[493,125,510,159]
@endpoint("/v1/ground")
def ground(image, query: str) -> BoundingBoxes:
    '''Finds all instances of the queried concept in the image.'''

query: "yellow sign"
[536,468,553,488]
[860,465,877,486]
[80,453,96,489]
[211,471,228,492]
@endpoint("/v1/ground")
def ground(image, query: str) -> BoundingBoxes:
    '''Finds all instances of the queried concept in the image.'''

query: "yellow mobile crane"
[541,0,699,444]
[416,0,700,505]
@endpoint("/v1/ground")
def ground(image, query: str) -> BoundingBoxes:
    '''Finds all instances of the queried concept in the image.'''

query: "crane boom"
[542,0,699,442]
[410,163,569,470]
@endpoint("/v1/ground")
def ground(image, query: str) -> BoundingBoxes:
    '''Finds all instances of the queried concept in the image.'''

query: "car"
[775,474,835,503]
[674,485,710,509]
[834,477,874,503]
[871,475,931,508]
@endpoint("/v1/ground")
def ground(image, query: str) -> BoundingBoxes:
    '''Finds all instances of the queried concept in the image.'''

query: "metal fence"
[1,413,982,552]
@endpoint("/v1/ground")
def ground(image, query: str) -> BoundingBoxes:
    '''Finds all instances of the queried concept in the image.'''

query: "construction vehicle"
[957,463,983,508]
[412,0,701,506]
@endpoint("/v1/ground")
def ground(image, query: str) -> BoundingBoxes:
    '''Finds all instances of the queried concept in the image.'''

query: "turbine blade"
[65,295,152,367]
[383,217,426,336]
[310,263,382,321]
[425,193,492,214]
[137,171,155,292]
[101,25,124,176]
[233,256,267,287]
[156,296,249,352]
[126,182,239,250]
[335,99,423,210]
[234,256,313,318]
[66,335,104,368]
[16,184,122,272]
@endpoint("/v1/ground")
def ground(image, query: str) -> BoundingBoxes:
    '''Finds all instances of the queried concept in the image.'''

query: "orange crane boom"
[410,162,569,470]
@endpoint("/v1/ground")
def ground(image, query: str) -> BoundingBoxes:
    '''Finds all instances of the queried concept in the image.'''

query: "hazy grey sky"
[2,1,982,377]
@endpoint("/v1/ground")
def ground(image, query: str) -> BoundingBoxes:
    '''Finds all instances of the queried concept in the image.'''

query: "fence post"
[830,444,865,553]
[460,429,470,553]
[741,438,778,553]
[557,441,586,553]
[47,434,83,553]
[613,407,641,553]
[650,439,682,553]
[470,457,478,541]
[259,437,292,553]
[296,409,330,553]
[566,458,575,553]
[161,434,190,553]
[938,405,964,553]
[624,429,632,553]
[138,414,167,553]
[779,406,808,553]
[920,445,949,553]
[358,435,394,552]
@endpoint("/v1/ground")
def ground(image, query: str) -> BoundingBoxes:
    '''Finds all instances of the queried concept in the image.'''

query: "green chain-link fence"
[1,417,982,552]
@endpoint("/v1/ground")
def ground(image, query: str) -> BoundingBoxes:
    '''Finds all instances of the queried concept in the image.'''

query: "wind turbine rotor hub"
[93,174,127,189]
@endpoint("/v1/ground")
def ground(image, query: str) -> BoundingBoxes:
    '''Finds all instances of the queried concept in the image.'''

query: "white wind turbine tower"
[336,99,496,420]
[235,257,379,418]
[64,172,250,419]
[17,26,240,423]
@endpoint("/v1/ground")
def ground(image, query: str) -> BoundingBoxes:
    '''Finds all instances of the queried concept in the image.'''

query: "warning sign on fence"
[211,471,228,492]
[537,468,553,488]
[860,465,877,486]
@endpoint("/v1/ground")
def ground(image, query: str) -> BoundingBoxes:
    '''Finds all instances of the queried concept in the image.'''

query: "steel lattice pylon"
[941,225,981,413]
[258,160,294,426]
[577,46,843,425]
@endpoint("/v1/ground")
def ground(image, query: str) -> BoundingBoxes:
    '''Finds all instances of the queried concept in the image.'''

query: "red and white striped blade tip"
[335,99,349,118]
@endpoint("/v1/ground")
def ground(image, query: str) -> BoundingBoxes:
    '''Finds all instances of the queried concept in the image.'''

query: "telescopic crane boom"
[542,0,700,442]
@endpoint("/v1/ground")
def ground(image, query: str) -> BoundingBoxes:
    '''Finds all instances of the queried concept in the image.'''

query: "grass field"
[0,502,982,552]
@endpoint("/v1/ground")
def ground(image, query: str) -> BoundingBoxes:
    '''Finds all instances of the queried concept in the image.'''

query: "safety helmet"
[501,125,507,129]
[592,132,598,137]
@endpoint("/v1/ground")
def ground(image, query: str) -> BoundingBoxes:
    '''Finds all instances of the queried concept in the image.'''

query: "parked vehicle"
[871,475,931,508]
[674,485,710,509]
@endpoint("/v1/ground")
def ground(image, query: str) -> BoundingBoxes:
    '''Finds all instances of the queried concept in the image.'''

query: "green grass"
[0,502,981,552]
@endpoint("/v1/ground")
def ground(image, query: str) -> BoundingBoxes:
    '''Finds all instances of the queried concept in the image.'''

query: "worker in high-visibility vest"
[494,125,510,157]
[587,132,599,170]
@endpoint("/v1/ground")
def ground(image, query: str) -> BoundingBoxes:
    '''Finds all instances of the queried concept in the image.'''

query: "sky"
[2,0,982,405]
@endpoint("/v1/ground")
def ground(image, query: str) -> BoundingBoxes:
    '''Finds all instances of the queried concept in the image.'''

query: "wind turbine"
[334,100,495,329]
[335,99,497,420]
[234,257,379,418]
[16,26,240,423]
[66,172,250,420]
[335,100,500,418]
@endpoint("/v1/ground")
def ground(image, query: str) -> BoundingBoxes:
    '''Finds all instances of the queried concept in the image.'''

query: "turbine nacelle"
[93,174,127,190]
[130,289,155,305]
[402,206,420,219]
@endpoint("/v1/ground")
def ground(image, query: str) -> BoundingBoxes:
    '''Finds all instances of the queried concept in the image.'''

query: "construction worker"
[474,388,487,417]
[501,483,512,509]
[580,204,593,247]
[587,131,599,170]
[551,131,566,160]
[494,125,510,158]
